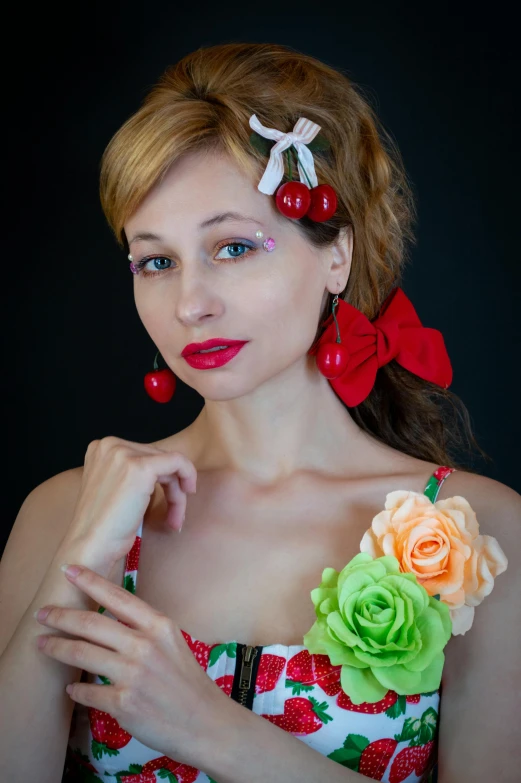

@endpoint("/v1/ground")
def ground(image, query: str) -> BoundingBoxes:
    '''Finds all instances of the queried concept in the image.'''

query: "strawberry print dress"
[63,466,455,783]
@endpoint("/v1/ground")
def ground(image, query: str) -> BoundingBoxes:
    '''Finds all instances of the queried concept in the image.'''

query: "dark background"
[3,1,520,553]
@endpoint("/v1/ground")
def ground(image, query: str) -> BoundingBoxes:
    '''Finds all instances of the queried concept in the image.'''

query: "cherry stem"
[293,146,314,188]
[286,148,293,181]
[332,298,341,344]
[153,350,160,370]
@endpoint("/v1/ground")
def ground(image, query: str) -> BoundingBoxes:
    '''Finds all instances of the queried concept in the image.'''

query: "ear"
[325,225,353,294]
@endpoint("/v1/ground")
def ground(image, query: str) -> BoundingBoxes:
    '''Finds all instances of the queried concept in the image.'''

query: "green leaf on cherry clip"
[249,131,275,156]
[306,133,331,152]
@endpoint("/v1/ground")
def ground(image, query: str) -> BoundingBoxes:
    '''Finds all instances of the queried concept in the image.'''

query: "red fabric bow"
[308,287,453,407]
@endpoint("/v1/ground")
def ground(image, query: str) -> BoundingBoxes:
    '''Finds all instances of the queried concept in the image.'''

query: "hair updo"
[100,42,484,470]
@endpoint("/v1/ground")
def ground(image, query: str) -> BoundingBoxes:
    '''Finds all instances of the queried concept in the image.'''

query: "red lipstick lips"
[181,338,248,369]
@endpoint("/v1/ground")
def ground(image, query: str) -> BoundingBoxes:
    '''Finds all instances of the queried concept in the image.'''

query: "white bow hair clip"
[248,114,338,222]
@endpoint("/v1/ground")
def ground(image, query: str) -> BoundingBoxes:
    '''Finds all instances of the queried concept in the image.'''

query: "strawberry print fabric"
[63,468,454,782]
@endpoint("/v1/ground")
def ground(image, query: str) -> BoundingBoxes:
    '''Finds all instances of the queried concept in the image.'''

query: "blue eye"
[134,256,173,277]
[215,242,255,260]
[134,241,258,277]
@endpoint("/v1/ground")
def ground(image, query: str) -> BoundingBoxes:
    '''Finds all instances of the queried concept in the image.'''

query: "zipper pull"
[238,645,258,704]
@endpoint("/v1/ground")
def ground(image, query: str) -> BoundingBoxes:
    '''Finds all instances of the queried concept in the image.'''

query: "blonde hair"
[100,42,486,470]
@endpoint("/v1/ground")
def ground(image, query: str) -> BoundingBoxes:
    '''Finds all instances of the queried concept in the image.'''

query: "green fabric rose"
[303,553,452,704]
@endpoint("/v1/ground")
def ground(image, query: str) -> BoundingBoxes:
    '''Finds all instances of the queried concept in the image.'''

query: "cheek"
[250,287,322,364]
[133,290,167,344]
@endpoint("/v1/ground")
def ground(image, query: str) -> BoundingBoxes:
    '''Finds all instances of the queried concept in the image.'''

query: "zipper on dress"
[231,643,263,709]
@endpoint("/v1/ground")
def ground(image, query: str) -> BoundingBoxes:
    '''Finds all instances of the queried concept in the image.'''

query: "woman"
[1,43,519,783]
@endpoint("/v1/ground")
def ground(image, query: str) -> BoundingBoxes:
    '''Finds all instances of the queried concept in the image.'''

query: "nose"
[174,275,225,329]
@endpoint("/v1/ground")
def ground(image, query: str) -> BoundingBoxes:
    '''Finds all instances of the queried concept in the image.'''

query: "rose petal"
[372,662,422,695]
[439,587,465,608]
[421,547,466,596]
[340,664,389,704]
[328,611,368,650]
[465,534,509,606]
[360,529,380,558]
[391,494,433,527]
[405,601,450,672]
[450,604,475,635]
[381,532,399,558]
[371,510,394,539]
[384,490,415,512]
[436,496,480,538]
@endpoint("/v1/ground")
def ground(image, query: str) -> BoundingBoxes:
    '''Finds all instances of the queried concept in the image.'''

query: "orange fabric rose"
[360,491,508,635]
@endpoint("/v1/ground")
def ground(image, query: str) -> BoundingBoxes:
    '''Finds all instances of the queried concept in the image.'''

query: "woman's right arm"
[1,439,197,782]
[0,471,117,782]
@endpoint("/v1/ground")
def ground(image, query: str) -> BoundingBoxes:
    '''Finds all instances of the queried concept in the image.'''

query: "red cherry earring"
[144,350,176,403]
[315,294,350,379]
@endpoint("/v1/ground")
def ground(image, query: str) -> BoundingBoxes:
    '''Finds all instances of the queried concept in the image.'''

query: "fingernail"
[61,564,82,579]
[35,607,51,622]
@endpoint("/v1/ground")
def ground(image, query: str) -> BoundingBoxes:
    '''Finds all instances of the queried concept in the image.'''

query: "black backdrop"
[3,1,520,553]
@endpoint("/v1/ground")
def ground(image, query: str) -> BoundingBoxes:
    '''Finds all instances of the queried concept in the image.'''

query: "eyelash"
[133,240,258,277]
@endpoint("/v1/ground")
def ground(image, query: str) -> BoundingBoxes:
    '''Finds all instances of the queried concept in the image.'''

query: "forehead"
[125,150,273,235]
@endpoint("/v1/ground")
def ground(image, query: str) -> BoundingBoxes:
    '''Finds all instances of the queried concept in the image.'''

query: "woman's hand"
[35,564,228,770]
[64,436,198,575]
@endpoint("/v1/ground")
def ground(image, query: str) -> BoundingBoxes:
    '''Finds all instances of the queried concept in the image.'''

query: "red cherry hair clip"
[249,115,338,222]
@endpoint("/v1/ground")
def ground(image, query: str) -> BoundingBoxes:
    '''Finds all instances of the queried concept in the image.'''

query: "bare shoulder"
[3,466,86,559]
[438,468,521,546]
[438,466,521,506]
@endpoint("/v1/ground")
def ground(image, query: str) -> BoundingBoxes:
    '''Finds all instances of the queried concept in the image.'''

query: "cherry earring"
[315,295,350,379]
[144,350,177,402]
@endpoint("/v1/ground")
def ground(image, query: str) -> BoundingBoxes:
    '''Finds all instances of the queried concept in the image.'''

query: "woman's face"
[124,149,350,401]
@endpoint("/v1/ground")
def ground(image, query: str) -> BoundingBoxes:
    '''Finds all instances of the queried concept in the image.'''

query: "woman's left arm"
[435,474,521,783]
[196,694,367,783]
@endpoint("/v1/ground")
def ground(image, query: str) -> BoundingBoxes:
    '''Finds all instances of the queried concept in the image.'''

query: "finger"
[157,476,187,531]
[38,634,123,684]
[111,438,198,494]
[62,566,166,634]
[96,436,198,494]
[36,605,135,654]
[145,450,197,495]
[65,680,119,712]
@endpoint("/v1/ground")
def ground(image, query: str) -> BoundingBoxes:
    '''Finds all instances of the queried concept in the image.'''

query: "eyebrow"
[128,211,262,246]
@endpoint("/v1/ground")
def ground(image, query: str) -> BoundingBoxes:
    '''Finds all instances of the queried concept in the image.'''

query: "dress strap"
[423,466,456,502]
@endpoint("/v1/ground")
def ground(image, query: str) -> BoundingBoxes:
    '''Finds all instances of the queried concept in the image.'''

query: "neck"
[185,357,392,486]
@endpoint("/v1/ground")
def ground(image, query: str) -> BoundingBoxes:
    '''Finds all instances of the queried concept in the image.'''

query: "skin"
[121,149,521,782]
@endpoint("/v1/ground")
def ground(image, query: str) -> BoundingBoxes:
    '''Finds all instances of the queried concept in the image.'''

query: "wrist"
[53,536,116,578]
[197,691,251,781]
